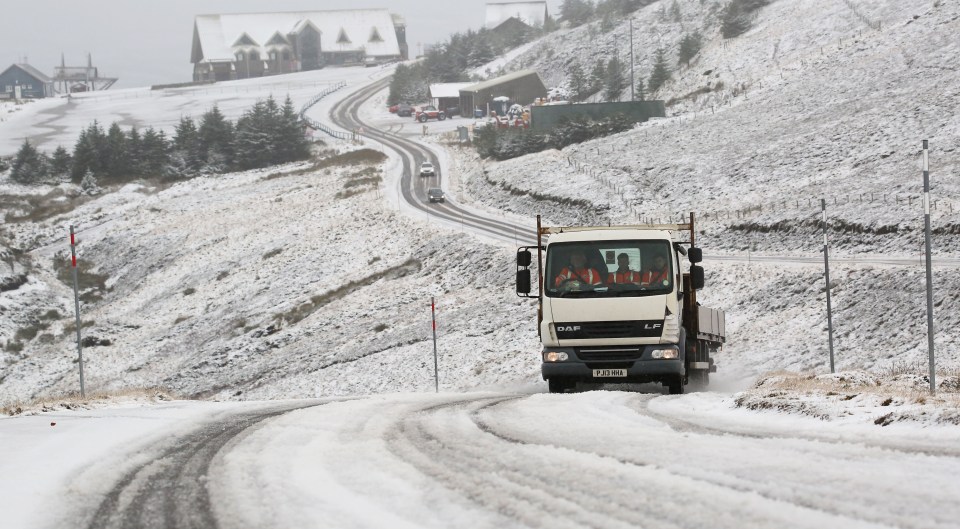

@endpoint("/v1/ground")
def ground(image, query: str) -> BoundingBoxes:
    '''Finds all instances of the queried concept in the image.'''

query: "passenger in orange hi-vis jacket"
[607,253,642,285]
[554,250,603,288]
[640,252,670,287]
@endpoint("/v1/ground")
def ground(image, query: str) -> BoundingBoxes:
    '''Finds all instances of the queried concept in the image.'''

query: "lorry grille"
[555,320,664,340]
[577,347,644,361]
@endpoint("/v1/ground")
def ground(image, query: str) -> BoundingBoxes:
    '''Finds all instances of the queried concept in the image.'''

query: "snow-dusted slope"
[452,0,960,375]
[3,1,960,405]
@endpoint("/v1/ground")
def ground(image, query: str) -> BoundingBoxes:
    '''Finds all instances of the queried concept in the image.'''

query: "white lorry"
[516,214,725,394]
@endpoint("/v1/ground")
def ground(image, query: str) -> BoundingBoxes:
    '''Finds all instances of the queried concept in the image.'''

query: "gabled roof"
[485,2,548,30]
[192,9,401,63]
[461,69,544,94]
[266,31,291,47]
[232,33,259,47]
[429,82,474,99]
[1,63,52,83]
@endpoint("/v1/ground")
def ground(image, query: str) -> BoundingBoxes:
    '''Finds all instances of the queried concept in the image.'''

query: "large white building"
[191,9,407,81]
[484,2,549,30]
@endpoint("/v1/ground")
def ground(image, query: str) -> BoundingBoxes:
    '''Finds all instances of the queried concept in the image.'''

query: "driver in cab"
[554,250,603,290]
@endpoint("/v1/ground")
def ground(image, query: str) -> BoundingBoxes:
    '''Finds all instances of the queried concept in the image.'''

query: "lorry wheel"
[438,113,446,121]
[419,115,428,122]
[548,378,571,394]
[667,377,685,395]
[689,371,709,389]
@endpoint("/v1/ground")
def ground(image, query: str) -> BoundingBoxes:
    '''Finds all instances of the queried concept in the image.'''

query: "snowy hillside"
[450,0,960,375]
[2,1,960,408]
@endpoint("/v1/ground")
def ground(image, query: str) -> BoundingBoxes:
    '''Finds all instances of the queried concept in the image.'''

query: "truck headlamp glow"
[544,351,569,362]
[651,348,679,359]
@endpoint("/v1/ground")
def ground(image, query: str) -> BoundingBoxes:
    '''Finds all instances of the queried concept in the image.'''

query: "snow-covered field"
[1,1,960,526]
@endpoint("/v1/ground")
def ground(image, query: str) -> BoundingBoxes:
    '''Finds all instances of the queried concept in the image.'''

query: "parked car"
[444,106,461,117]
[415,105,446,122]
[419,162,436,177]
[391,103,413,117]
[427,188,445,203]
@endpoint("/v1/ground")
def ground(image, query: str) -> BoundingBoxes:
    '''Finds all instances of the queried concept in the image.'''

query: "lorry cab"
[516,216,721,394]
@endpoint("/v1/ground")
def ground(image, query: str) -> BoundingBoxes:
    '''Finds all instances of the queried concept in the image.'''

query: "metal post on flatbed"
[922,140,936,395]
[822,200,836,373]
[70,225,85,398]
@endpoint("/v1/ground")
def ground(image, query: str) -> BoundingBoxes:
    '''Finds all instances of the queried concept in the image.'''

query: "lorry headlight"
[651,348,679,359]
[544,351,569,362]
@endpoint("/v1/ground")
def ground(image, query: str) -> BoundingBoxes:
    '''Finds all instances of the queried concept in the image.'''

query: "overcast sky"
[1,0,562,88]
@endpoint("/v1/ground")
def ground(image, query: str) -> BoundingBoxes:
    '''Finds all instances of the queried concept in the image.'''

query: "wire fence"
[69,80,342,104]
[298,81,351,141]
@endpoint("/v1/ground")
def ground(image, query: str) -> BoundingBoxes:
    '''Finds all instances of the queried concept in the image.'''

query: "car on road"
[395,104,414,117]
[415,105,446,122]
[419,162,436,177]
[427,188,445,203]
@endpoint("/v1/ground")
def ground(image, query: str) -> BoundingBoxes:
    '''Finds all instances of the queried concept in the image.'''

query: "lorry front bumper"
[540,346,684,381]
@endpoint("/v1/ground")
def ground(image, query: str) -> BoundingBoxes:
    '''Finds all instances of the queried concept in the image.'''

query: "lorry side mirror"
[517,269,531,295]
[517,249,532,268]
[688,247,703,264]
[690,265,705,290]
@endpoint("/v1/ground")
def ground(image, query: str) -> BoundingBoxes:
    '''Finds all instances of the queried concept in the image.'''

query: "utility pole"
[922,140,936,394]
[821,200,835,373]
[70,225,85,397]
[431,297,439,393]
[630,18,635,101]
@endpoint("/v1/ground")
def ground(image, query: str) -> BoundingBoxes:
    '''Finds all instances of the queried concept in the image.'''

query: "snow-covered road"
[6,391,960,529]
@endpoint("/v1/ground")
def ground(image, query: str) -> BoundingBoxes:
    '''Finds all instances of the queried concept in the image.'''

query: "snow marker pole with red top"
[432,297,438,393]
[70,225,85,398]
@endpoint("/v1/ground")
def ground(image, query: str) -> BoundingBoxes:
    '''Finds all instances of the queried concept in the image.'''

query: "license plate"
[592,369,627,378]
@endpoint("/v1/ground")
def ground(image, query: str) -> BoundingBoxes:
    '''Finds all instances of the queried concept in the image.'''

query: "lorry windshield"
[544,240,674,298]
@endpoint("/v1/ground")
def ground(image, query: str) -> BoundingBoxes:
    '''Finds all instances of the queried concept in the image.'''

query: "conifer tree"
[10,139,47,184]
[634,78,646,101]
[139,127,169,177]
[173,117,202,172]
[50,145,72,180]
[198,105,235,169]
[278,96,310,163]
[71,121,105,182]
[670,0,682,22]
[604,56,627,102]
[567,63,588,102]
[648,48,672,93]
[590,59,607,97]
[104,122,130,180]
[234,100,273,170]
[127,127,143,176]
[559,0,595,27]
[679,32,704,66]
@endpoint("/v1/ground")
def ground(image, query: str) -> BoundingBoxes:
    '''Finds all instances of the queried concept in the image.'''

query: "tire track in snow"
[467,395,900,529]
[84,401,329,529]
[383,396,667,529]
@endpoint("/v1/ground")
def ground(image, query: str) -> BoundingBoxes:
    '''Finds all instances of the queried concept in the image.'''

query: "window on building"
[337,28,351,44]
[250,51,260,61]
[236,52,245,61]
[369,27,384,43]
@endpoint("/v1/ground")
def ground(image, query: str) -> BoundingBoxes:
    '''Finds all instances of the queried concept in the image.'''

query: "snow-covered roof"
[485,2,548,30]
[3,64,52,83]
[462,69,544,93]
[429,83,474,99]
[193,9,402,63]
